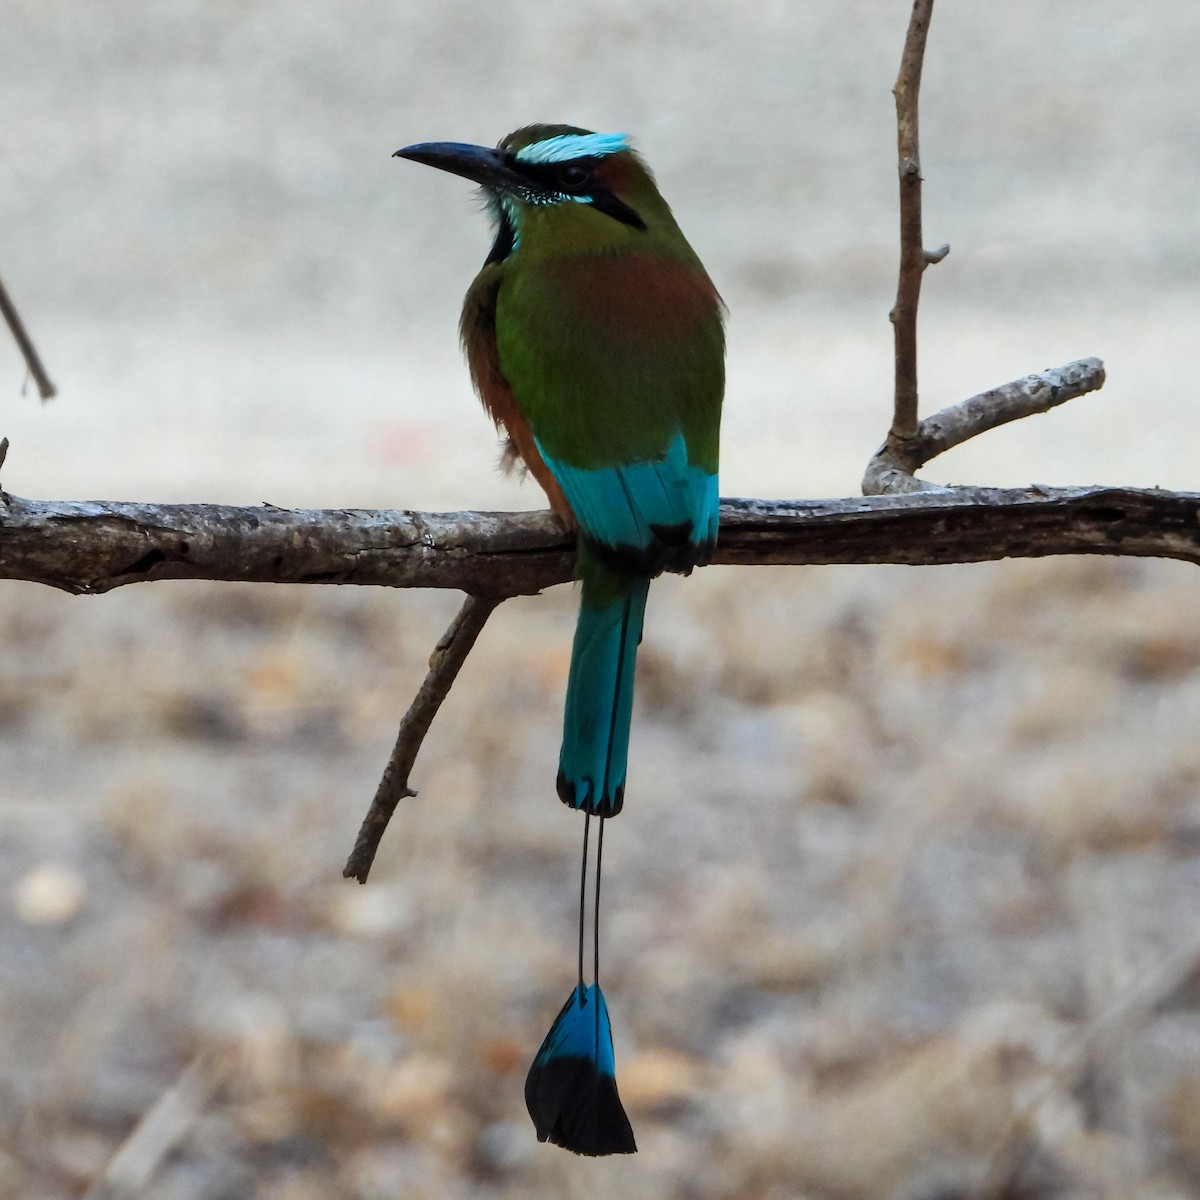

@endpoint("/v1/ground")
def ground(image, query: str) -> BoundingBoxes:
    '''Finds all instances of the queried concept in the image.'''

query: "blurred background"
[3,1,1200,1197]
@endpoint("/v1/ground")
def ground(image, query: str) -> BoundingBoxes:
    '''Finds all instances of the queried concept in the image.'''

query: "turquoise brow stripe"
[516,132,630,164]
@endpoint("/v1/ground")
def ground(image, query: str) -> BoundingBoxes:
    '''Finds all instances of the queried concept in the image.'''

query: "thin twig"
[970,910,1200,1200]
[0,273,56,401]
[1064,859,1150,1190]
[889,0,939,443]
[83,1055,222,1199]
[863,357,1107,493]
[343,592,502,883]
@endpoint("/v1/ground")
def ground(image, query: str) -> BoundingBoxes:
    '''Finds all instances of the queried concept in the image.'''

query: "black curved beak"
[393,142,523,192]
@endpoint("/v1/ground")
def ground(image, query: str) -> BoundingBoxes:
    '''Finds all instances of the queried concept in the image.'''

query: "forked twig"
[343,592,502,883]
[0,273,56,401]
[863,357,1107,493]
[872,1,1106,495]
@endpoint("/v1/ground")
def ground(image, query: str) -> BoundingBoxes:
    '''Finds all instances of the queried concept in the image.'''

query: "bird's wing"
[461,264,573,521]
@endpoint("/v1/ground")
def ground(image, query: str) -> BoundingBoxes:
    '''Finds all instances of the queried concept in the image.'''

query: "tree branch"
[3,482,1200,593]
[0,493,576,595]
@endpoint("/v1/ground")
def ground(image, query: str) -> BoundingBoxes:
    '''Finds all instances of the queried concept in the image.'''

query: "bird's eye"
[559,163,591,190]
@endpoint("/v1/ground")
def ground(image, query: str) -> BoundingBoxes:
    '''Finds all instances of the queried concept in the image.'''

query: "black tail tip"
[556,771,624,817]
[525,1057,637,1157]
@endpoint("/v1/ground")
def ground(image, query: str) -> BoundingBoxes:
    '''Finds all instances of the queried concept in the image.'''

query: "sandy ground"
[4,2,1200,1197]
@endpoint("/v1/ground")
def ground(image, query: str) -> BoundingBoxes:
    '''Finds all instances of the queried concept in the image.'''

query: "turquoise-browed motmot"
[395,125,724,1156]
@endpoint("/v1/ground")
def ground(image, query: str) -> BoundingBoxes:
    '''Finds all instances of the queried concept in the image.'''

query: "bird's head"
[394,124,691,262]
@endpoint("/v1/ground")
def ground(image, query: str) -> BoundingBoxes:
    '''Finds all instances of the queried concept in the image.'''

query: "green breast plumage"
[495,249,723,570]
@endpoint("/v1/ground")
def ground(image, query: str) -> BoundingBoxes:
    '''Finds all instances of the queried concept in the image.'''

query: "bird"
[394,124,724,1156]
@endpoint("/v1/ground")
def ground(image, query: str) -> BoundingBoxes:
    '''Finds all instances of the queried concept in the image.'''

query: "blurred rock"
[325,882,412,937]
[12,861,86,926]
[373,1054,457,1134]
[621,1047,706,1115]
